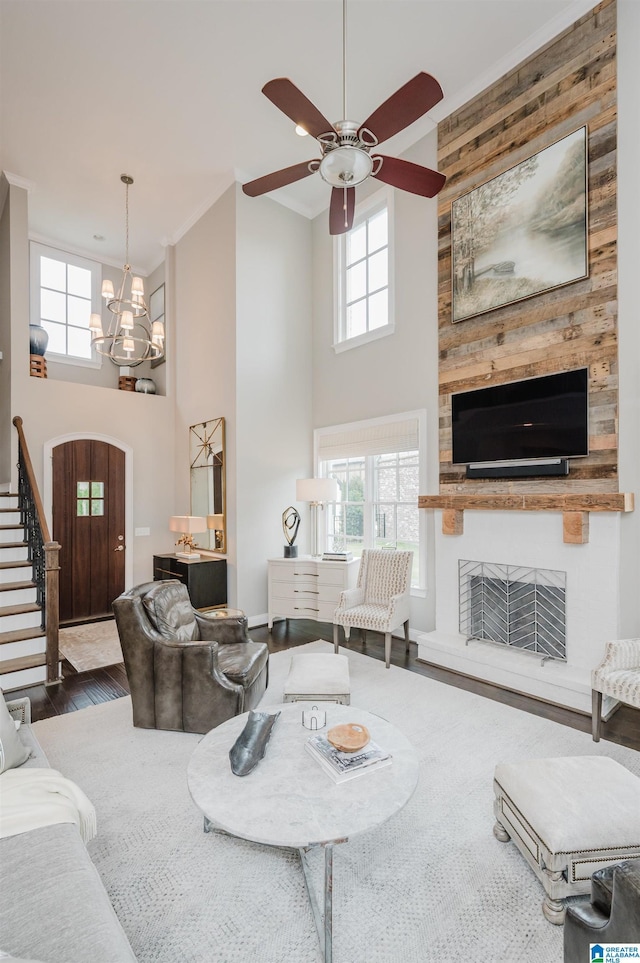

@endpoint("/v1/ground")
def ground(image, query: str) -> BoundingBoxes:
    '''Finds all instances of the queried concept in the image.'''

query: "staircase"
[0,416,61,691]
[0,492,48,688]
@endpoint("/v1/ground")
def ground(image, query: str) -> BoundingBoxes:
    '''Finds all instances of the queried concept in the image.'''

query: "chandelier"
[90,175,165,367]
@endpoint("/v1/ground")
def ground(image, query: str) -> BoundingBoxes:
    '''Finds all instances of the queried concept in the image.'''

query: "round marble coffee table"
[187,702,419,963]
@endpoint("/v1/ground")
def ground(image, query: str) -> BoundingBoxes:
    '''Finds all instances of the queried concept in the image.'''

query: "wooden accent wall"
[437,0,617,494]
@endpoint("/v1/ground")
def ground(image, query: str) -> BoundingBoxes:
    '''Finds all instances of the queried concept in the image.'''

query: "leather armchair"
[564,859,640,963]
[112,581,269,734]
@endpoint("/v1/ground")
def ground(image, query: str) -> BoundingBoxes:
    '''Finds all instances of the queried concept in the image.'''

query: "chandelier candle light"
[169,516,207,559]
[296,478,338,557]
[90,175,165,367]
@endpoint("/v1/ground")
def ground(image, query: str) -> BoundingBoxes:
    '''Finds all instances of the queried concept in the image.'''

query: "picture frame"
[451,126,588,323]
[150,283,165,368]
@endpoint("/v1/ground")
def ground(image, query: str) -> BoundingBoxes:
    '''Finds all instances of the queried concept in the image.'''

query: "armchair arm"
[387,590,411,625]
[195,612,250,644]
[595,639,640,672]
[335,587,365,614]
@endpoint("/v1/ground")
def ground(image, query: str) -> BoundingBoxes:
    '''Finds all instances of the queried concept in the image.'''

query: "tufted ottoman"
[282,653,351,704]
[493,756,640,924]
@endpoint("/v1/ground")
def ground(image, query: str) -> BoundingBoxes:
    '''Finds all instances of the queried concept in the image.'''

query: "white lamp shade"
[101,279,114,300]
[207,514,224,531]
[89,313,103,333]
[121,310,134,331]
[169,515,207,534]
[131,276,145,296]
[296,478,338,503]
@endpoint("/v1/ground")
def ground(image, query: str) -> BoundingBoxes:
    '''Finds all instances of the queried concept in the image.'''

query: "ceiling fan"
[242,1,446,234]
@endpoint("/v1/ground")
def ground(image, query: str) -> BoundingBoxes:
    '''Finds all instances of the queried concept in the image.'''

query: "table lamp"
[296,478,338,557]
[169,515,207,559]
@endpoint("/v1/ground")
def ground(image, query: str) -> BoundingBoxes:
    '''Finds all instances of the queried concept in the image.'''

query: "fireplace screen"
[459,560,566,662]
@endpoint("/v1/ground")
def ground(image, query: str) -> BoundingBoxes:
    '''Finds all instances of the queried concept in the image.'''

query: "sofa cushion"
[0,823,137,963]
[0,692,29,774]
[142,581,199,642]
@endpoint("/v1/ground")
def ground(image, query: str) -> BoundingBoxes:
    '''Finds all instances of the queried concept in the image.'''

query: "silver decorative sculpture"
[229,710,281,776]
[282,506,301,558]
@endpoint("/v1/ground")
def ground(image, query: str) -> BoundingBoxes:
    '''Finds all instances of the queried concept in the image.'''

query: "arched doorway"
[51,438,126,624]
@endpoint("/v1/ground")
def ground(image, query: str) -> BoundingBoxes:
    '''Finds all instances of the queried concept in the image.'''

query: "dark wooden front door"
[53,439,125,623]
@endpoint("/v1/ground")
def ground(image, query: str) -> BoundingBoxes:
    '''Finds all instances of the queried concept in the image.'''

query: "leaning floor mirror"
[190,418,226,554]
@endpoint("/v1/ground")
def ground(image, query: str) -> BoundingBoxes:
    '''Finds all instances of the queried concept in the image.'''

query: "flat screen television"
[451,368,589,465]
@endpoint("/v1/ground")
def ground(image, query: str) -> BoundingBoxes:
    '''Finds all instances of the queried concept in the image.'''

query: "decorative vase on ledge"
[135,378,156,394]
[29,324,49,356]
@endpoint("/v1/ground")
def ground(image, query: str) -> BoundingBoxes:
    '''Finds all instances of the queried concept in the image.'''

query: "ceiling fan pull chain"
[343,186,348,228]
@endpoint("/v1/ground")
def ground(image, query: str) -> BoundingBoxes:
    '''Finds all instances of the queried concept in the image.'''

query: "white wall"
[8,183,177,588]
[311,128,441,632]
[0,178,12,484]
[616,0,640,638]
[236,186,313,618]
[173,185,238,597]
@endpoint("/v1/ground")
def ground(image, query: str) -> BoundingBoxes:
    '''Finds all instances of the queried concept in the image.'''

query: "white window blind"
[317,417,419,462]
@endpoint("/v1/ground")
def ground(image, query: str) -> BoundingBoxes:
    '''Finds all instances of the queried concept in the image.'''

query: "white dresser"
[267,556,359,628]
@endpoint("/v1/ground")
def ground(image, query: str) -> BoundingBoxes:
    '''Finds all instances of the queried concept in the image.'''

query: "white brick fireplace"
[416,509,623,713]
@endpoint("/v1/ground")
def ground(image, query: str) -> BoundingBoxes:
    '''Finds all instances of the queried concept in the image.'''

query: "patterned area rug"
[59,619,123,672]
[32,641,640,963]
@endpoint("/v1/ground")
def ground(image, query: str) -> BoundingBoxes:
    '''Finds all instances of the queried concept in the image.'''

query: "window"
[316,412,425,590]
[76,481,104,517]
[30,242,102,366]
[334,192,393,351]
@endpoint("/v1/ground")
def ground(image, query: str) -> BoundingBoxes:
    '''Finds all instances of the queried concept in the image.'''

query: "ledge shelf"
[418,493,635,544]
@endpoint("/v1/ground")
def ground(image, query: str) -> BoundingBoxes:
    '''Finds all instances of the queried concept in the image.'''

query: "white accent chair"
[332,549,413,669]
[591,638,640,741]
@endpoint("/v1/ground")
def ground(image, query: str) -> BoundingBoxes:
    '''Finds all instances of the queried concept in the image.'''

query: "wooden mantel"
[418,493,635,545]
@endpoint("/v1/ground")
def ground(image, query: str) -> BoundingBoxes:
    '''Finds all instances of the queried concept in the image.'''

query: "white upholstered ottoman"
[282,653,350,704]
[493,756,640,924]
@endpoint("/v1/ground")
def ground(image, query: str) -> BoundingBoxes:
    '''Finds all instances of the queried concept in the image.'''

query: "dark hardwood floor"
[8,619,640,752]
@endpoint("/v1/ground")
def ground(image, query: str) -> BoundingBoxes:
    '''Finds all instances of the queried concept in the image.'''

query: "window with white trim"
[316,412,425,590]
[334,193,393,351]
[30,242,102,366]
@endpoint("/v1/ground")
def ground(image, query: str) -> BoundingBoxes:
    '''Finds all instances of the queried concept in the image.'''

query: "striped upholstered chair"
[333,549,413,669]
[591,639,640,741]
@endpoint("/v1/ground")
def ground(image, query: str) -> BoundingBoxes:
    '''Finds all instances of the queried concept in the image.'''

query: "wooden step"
[0,560,31,571]
[0,525,23,531]
[0,507,21,514]
[0,602,41,619]
[0,653,47,675]
[0,627,46,646]
[0,542,28,550]
[0,580,36,593]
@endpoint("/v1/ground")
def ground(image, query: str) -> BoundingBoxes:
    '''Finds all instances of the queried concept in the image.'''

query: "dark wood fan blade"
[329,187,355,235]
[359,73,443,145]
[262,78,334,140]
[242,161,316,197]
[372,155,446,197]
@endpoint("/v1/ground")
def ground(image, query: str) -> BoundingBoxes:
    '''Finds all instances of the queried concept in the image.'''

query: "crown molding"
[29,230,148,277]
[167,172,237,246]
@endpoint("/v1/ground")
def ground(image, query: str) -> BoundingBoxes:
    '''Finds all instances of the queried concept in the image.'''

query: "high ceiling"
[0,0,596,274]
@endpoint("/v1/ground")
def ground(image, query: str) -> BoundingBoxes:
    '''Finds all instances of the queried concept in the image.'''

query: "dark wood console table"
[153,554,227,608]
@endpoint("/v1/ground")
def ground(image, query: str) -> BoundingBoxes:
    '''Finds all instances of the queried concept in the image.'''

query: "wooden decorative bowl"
[326,723,370,753]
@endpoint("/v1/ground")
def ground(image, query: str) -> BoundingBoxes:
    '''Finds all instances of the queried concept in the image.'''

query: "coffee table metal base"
[204,815,339,963]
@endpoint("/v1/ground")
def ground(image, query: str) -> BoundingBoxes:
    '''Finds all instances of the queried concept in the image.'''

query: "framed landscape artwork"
[451,126,588,323]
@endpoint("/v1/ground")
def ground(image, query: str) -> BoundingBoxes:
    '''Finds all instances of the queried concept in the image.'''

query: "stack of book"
[322,551,354,562]
[305,734,392,783]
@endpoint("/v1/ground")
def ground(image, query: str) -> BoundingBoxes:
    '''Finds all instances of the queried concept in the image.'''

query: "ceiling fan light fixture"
[319,146,372,188]
[295,124,309,136]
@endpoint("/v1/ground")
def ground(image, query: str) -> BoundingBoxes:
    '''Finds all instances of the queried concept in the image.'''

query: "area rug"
[32,640,640,963]
[59,618,123,672]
